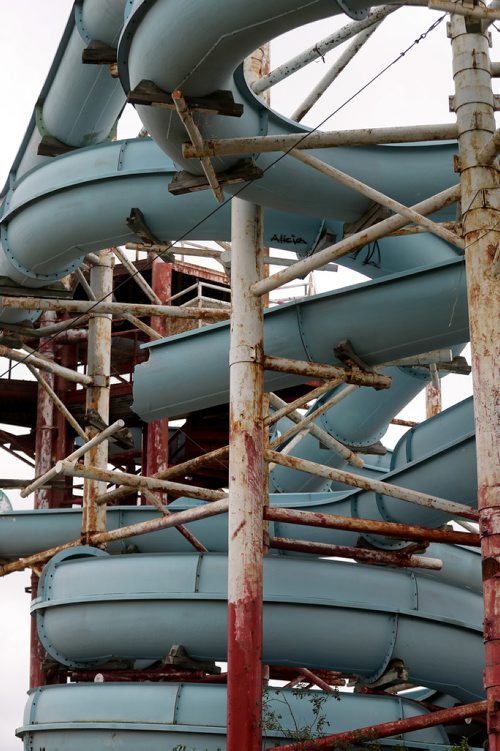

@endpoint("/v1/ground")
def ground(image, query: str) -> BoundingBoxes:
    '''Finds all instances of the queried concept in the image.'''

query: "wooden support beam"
[128,80,244,116]
[168,159,263,197]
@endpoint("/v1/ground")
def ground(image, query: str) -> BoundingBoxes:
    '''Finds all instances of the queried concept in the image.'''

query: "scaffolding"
[0,3,498,750]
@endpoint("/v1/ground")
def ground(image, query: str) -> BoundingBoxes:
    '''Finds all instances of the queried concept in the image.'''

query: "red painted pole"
[145,260,170,494]
[227,199,265,750]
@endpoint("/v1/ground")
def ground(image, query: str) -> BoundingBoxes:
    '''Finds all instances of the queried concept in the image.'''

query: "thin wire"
[0,12,450,380]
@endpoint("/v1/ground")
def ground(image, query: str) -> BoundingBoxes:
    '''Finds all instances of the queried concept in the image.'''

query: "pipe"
[450,17,500,751]
[270,700,487,751]
[227,200,265,747]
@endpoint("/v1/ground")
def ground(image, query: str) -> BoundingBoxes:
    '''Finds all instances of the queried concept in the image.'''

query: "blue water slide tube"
[118,0,460,224]
[0,0,482,747]
[270,391,472,493]
[17,682,455,751]
[2,0,128,192]
[32,548,484,703]
[133,258,469,420]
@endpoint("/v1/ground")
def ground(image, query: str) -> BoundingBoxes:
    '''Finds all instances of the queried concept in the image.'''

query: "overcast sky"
[0,2,494,748]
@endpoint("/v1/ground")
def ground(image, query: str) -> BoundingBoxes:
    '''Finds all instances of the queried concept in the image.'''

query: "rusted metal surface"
[1,296,231,321]
[227,199,265,750]
[266,450,478,521]
[271,665,345,686]
[391,417,419,428]
[299,667,341,693]
[82,250,113,541]
[59,461,227,503]
[264,380,341,426]
[0,498,229,577]
[252,184,460,296]
[28,365,86,441]
[140,488,207,553]
[31,314,57,687]
[269,536,441,570]
[264,355,391,390]
[425,375,442,419]
[112,246,162,304]
[450,17,500,750]
[29,573,46,689]
[478,127,500,166]
[268,392,363,468]
[172,89,225,203]
[269,700,487,751]
[68,669,215,682]
[183,122,459,159]
[265,506,480,546]
[33,315,57,510]
[427,0,500,19]
[145,260,171,501]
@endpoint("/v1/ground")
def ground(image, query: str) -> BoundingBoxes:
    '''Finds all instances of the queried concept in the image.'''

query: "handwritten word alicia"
[270,234,307,246]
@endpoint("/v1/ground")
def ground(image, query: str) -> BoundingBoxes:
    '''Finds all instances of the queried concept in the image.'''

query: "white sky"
[0,2,492,748]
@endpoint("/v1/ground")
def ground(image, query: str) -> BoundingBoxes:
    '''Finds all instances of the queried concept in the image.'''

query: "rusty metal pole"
[82,249,113,541]
[30,311,57,688]
[425,364,442,418]
[145,259,171,501]
[450,14,500,749]
[227,198,265,750]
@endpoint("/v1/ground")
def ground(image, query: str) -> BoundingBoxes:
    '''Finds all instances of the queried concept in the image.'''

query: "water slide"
[0,1,483,748]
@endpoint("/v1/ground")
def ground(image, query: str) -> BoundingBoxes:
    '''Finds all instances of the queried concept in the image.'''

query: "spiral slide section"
[0,0,484,749]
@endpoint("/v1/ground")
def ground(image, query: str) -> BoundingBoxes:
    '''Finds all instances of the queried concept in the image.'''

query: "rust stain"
[231,519,246,540]
[482,557,500,581]
[487,242,498,262]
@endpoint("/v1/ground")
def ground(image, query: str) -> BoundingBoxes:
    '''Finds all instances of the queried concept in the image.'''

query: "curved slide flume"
[2,0,128,191]
[268,370,469,494]
[118,0,460,218]
[32,548,483,704]
[17,683,455,751]
[133,257,468,419]
[0,1,482,749]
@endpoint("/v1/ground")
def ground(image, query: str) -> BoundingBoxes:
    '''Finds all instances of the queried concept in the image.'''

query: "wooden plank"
[82,41,117,65]
[169,159,263,196]
[128,80,244,117]
[37,135,75,158]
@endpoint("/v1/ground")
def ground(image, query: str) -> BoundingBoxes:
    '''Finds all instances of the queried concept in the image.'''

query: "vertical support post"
[145,260,170,499]
[82,249,113,541]
[425,364,442,419]
[30,311,57,688]
[227,199,265,750]
[450,15,500,749]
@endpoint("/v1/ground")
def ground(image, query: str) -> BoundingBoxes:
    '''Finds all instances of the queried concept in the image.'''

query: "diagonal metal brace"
[334,339,380,376]
[172,90,225,203]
